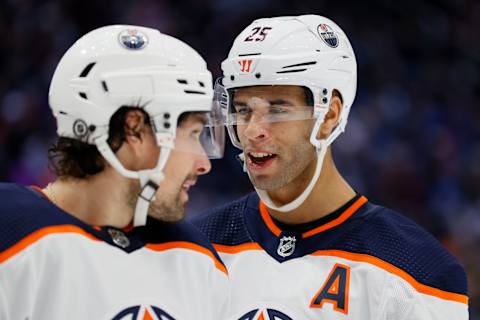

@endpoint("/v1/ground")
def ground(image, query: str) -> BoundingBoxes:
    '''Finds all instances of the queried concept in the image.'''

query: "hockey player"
[0,25,228,319]
[194,15,469,319]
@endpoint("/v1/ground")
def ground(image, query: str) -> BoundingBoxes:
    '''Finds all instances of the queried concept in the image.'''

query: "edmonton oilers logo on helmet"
[277,235,296,258]
[73,119,89,139]
[118,29,148,50]
[111,305,175,320]
[317,24,339,48]
[238,308,293,320]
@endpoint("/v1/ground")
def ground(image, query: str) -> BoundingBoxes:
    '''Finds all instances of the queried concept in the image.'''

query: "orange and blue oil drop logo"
[111,305,175,320]
[239,308,292,320]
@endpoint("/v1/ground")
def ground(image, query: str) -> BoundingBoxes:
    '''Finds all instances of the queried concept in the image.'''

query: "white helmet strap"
[133,147,170,226]
[245,105,331,213]
[254,140,327,212]
[95,134,171,227]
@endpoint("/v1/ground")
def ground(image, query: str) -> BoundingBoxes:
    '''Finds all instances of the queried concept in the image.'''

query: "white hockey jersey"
[195,193,469,319]
[0,183,229,320]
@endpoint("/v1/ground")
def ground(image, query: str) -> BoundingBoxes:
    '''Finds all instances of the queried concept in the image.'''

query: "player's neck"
[43,171,134,228]
[266,151,356,225]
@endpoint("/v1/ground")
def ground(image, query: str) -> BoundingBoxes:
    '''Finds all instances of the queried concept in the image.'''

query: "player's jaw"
[243,143,285,189]
[243,138,316,192]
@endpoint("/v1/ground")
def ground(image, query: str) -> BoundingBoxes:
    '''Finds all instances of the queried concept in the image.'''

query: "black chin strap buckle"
[139,180,159,202]
[236,153,245,166]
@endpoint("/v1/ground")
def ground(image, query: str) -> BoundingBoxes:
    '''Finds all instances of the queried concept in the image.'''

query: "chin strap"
[236,102,331,213]
[132,146,171,226]
[253,139,328,212]
[95,134,171,227]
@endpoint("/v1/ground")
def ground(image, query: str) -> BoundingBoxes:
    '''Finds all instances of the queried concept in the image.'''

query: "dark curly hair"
[48,106,144,178]
[48,107,200,179]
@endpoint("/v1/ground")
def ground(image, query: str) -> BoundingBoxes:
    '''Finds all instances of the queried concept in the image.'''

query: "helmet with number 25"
[216,14,357,212]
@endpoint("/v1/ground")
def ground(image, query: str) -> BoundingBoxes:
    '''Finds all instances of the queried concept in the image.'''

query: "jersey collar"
[259,195,368,239]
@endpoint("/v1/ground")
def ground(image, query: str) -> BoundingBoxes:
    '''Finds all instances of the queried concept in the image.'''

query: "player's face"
[234,85,316,191]
[128,115,211,222]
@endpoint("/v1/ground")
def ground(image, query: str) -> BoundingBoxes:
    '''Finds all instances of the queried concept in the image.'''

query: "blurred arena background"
[0,0,478,316]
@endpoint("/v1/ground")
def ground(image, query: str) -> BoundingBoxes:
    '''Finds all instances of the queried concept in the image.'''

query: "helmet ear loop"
[310,103,330,149]
[132,113,178,227]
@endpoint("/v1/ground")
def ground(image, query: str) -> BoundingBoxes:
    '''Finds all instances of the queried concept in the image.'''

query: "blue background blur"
[0,0,479,316]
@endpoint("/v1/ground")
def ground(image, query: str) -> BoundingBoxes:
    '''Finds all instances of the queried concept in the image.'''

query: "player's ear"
[116,109,149,162]
[317,94,342,140]
[124,110,148,143]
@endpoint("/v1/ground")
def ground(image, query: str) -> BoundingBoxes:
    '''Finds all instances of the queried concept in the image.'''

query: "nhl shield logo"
[317,24,339,48]
[277,236,296,258]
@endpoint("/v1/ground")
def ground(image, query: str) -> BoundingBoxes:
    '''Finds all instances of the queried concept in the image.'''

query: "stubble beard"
[248,141,316,191]
[127,181,185,223]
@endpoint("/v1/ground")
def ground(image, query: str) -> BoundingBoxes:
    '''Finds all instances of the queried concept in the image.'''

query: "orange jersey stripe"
[213,242,263,254]
[310,249,469,304]
[210,243,468,304]
[146,242,228,275]
[259,202,282,237]
[0,225,100,264]
[302,196,368,238]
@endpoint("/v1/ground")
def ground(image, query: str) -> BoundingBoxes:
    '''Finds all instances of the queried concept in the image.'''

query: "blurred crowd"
[0,0,479,316]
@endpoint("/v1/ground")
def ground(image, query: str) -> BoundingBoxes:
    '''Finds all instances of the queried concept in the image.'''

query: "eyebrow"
[269,99,293,106]
[232,99,294,107]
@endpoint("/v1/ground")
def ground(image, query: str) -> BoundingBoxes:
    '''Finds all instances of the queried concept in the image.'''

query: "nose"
[194,152,212,175]
[240,117,269,142]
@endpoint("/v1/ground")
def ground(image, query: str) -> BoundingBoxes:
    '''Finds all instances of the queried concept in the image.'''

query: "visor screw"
[255,73,261,79]
[322,97,328,104]
[164,113,170,119]
[230,75,235,81]
[164,122,171,129]
[88,125,96,132]
[323,88,328,95]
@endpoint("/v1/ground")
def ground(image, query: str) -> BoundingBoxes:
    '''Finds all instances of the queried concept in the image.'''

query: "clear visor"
[227,103,314,125]
[153,101,225,159]
[223,86,315,126]
[214,79,316,149]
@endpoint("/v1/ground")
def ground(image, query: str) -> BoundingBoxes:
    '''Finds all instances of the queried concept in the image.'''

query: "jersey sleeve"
[379,268,469,320]
[0,279,8,320]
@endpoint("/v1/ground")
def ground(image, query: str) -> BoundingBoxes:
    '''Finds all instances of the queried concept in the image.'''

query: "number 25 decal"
[244,27,272,42]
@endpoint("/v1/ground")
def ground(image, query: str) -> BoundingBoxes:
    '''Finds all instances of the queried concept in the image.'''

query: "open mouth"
[247,152,277,169]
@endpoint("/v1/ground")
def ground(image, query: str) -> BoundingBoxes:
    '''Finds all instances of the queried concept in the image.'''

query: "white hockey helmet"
[49,25,224,226]
[217,15,357,212]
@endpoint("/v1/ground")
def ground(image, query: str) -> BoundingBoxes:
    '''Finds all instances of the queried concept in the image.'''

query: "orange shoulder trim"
[146,242,228,275]
[0,225,100,264]
[213,242,263,254]
[310,249,469,304]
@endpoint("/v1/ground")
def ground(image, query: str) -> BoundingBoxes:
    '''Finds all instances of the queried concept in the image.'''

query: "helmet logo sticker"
[118,29,148,50]
[317,24,339,48]
[73,119,89,138]
[238,59,253,73]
